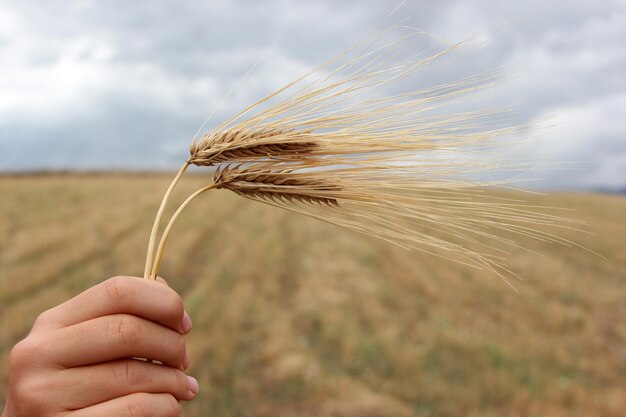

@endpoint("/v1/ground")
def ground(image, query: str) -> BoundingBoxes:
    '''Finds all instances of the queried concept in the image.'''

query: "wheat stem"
[143,161,190,279]
[150,183,218,279]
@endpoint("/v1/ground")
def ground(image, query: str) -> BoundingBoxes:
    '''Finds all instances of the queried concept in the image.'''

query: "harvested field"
[1,174,624,416]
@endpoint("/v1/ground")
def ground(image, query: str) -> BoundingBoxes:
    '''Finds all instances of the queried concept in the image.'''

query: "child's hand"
[2,276,198,417]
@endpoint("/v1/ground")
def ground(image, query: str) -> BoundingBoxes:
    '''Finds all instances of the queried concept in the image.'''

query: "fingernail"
[182,311,193,333]
[183,350,190,370]
[186,375,199,394]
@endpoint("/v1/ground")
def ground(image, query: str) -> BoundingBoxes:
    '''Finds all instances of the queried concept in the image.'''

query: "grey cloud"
[1,0,625,190]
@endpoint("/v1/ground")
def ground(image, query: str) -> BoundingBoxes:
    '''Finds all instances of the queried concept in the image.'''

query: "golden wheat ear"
[214,164,342,207]
[144,23,594,285]
[189,129,319,166]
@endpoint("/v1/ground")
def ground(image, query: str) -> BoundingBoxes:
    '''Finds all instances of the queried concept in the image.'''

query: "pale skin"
[1,276,198,417]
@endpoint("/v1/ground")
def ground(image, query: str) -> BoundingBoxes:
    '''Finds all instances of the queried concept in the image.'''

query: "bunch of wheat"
[143,23,587,290]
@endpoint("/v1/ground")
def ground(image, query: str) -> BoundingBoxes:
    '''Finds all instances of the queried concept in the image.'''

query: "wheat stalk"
[143,22,592,287]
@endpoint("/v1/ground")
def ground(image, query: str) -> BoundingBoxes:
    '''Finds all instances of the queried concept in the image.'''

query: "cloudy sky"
[1,0,624,190]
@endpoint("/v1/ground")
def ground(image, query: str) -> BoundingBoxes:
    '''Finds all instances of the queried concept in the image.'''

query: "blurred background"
[1,1,625,416]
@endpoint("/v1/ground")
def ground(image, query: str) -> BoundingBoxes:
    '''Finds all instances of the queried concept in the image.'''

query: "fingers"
[70,392,182,417]
[4,275,199,417]
[155,276,169,286]
[45,314,188,369]
[35,276,191,334]
[58,359,198,409]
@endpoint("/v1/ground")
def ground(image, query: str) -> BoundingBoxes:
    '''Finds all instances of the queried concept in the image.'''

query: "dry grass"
[1,174,624,417]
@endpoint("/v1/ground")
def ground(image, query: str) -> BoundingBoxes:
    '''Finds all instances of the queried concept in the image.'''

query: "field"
[0,174,624,416]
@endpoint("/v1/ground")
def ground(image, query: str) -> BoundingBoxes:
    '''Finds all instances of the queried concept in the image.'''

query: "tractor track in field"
[1,212,149,306]
[276,214,303,308]
[177,199,246,297]
[0,211,19,316]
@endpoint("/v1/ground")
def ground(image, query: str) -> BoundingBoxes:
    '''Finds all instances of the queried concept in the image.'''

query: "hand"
[2,276,198,417]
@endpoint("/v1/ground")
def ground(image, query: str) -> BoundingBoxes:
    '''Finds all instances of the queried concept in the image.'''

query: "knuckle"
[9,339,31,368]
[172,368,188,391]
[33,309,53,328]
[126,394,151,417]
[125,393,180,417]
[116,360,147,387]
[110,314,141,345]
[11,374,50,413]
[10,337,43,369]
[163,393,181,416]
[8,339,57,414]
[11,376,31,404]
[104,276,134,305]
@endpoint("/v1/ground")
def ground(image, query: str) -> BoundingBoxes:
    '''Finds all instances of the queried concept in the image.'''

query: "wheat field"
[0,174,624,417]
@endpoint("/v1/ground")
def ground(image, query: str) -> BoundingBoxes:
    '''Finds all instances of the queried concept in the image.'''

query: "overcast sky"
[1,0,624,190]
